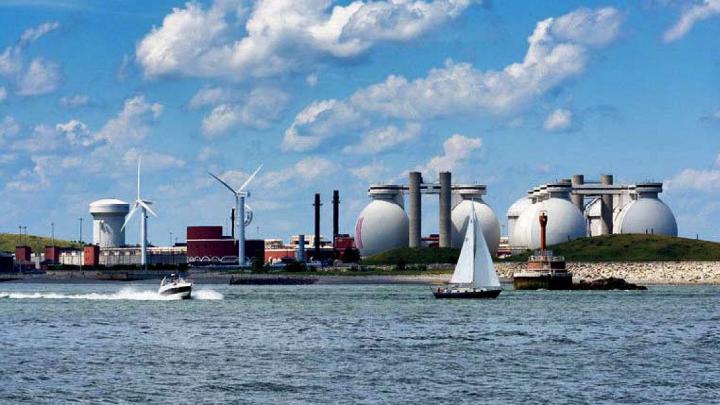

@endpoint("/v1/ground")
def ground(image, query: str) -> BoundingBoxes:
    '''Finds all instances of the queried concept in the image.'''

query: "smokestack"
[231,208,235,239]
[600,174,613,235]
[314,193,322,256]
[571,174,584,212]
[332,190,340,248]
[439,171,452,248]
[297,234,306,263]
[408,172,422,248]
[539,212,548,251]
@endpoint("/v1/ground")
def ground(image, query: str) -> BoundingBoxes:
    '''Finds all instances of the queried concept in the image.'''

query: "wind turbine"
[208,164,263,267]
[122,157,157,267]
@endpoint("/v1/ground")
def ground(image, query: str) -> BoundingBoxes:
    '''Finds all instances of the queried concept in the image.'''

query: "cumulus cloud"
[199,87,289,137]
[0,21,61,96]
[664,0,720,42]
[351,161,387,182]
[16,58,60,96]
[342,122,421,154]
[94,95,163,144]
[123,148,185,171]
[189,86,234,109]
[10,124,63,153]
[59,94,90,108]
[416,134,482,175]
[55,119,95,146]
[136,0,476,80]
[544,108,573,132]
[0,116,21,142]
[666,153,720,192]
[262,157,335,188]
[283,6,622,152]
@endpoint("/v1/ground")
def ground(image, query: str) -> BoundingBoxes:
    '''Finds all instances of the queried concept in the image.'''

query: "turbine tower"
[122,157,157,267]
[208,164,262,267]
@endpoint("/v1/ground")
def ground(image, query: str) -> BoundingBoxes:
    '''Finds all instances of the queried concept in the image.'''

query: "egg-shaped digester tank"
[450,186,500,254]
[355,186,409,256]
[615,184,678,236]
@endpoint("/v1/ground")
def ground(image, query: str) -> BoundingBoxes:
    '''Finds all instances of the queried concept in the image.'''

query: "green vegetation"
[506,234,720,262]
[0,233,82,253]
[361,247,460,265]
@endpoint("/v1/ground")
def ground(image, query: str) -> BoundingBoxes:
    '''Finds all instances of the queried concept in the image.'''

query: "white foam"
[0,287,223,301]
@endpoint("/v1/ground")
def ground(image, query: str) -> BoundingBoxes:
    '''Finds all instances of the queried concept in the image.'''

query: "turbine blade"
[208,171,237,194]
[137,156,142,200]
[139,200,158,217]
[238,163,263,192]
[121,204,139,231]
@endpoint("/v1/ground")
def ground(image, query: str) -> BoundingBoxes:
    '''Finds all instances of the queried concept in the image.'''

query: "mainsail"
[449,202,501,288]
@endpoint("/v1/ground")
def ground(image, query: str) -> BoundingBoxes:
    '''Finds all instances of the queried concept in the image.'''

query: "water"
[1,283,718,403]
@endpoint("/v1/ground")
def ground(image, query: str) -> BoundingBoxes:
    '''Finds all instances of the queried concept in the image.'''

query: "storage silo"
[450,185,501,254]
[355,185,409,256]
[89,198,130,248]
[506,195,532,243]
[615,183,678,236]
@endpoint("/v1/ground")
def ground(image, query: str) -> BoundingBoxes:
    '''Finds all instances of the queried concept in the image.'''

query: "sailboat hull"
[432,287,501,299]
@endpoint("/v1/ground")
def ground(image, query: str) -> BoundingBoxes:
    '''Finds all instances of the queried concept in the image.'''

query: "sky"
[0,0,719,245]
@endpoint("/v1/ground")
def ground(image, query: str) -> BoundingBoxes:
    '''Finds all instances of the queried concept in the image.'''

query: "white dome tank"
[616,198,677,236]
[451,200,501,254]
[89,198,130,248]
[506,195,532,243]
[510,184,586,250]
[355,186,409,256]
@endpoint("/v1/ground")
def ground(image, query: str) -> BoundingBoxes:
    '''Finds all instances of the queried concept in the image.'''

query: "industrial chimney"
[314,193,322,256]
[332,190,340,248]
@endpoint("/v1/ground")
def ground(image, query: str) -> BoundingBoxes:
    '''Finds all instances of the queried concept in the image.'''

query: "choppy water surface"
[1,283,718,403]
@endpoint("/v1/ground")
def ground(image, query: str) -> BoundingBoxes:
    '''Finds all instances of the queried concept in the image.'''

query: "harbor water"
[1,283,718,403]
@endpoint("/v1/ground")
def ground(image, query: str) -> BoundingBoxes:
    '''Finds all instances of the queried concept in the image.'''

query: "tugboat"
[158,274,193,299]
[513,212,572,290]
[432,201,502,299]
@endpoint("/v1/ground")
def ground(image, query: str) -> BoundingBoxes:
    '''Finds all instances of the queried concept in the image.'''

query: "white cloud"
[342,122,421,154]
[11,124,63,152]
[306,73,318,87]
[351,161,387,182]
[55,119,95,146]
[200,87,289,137]
[262,157,335,188]
[544,108,573,132]
[0,116,21,142]
[136,0,476,80]
[0,22,61,96]
[59,94,90,108]
[94,95,163,144]
[283,6,622,151]
[196,146,219,162]
[416,134,482,175]
[0,86,6,102]
[189,86,234,109]
[666,168,720,191]
[123,148,186,171]
[16,58,60,96]
[664,0,720,42]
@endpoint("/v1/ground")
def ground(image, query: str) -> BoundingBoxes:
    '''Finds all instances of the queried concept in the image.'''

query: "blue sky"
[0,0,719,245]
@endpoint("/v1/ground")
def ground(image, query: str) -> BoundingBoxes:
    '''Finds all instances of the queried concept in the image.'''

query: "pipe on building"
[600,174,613,235]
[571,174,584,212]
[314,193,321,256]
[439,172,452,248]
[408,172,422,248]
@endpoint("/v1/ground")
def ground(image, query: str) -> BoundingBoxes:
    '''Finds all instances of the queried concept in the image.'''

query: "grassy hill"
[0,233,82,253]
[362,247,460,265]
[507,234,720,262]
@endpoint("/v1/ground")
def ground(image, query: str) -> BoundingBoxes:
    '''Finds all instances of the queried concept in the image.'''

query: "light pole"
[169,231,173,247]
[51,222,55,247]
[78,217,83,244]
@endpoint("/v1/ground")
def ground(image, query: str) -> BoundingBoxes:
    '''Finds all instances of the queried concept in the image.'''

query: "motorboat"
[432,201,502,299]
[159,274,192,299]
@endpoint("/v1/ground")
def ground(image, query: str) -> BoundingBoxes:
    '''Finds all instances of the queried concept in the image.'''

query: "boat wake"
[0,287,223,301]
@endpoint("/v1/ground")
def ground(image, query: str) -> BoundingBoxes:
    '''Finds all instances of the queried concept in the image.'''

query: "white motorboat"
[432,201,502,299]
[159,274,192,299]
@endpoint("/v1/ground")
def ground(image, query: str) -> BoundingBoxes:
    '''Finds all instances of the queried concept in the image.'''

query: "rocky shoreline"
[495,262,720,285]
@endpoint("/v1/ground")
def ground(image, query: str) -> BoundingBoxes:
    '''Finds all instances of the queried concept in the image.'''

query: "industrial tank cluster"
[355,172,501,256]
[507,174,678,251]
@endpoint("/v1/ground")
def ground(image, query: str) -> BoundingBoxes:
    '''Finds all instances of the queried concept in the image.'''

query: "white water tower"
[89,198,129,247]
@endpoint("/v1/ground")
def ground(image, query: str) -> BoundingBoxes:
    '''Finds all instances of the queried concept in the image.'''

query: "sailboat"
[432,202,502,299]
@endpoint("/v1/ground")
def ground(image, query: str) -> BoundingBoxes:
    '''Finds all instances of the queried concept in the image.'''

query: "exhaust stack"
[314,193,322,256]
[332,190,340,248]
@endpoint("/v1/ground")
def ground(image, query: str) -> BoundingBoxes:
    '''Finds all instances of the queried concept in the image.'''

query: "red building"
[44,246,61,263]
[84,245,100,266]
[15,246,31,263]
[186,226,264,265]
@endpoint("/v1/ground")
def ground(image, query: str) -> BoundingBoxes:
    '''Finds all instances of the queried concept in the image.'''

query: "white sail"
[472,204,501,288]
[449,205,475,284]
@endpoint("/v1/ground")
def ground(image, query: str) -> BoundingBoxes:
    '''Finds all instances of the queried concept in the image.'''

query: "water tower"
[89,198,130,247]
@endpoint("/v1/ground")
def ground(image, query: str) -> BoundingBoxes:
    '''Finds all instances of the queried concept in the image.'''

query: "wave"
[0,287,223,301]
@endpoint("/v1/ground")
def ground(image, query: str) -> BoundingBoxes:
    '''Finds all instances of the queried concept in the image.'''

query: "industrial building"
[507,174,678,252]
[355,171,500,256]
[186,225,264,266]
